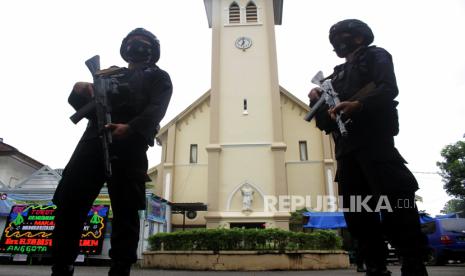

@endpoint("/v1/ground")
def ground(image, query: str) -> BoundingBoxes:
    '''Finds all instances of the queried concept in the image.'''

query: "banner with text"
[0,204,109,255]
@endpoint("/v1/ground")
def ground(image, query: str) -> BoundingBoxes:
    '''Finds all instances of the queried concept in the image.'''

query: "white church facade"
[148,0,337,230]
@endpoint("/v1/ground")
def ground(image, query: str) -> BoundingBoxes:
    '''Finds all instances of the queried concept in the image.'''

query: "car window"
[421,221,436,234]
[439,218,465,232]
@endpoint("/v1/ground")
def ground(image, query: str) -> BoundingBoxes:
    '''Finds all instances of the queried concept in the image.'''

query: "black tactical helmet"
[329,19,374,46]
[120,28,160,64]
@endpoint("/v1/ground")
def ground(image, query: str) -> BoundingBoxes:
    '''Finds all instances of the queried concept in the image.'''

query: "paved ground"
[0,265,464,276]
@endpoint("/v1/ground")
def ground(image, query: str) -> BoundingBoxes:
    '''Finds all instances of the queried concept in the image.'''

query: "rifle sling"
[348,81,376,101]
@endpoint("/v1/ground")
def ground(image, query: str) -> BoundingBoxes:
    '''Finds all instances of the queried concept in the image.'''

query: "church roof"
[157,86,309,137]
[158,90,210,136]
[273,0,284,25]
[279,86,311,112]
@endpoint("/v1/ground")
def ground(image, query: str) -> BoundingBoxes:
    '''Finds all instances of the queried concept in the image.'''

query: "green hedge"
[148,228,342,252]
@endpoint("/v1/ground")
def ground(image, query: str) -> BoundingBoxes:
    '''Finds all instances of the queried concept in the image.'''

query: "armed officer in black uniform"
[309,19,428,276]
[51,28,172,276]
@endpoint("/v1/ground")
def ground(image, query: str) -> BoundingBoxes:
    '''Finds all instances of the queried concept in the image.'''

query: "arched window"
[229,2,240,24]
[246,1,258,23]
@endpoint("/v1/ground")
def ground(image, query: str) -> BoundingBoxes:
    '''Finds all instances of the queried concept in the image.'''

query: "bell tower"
[203,0,290,229]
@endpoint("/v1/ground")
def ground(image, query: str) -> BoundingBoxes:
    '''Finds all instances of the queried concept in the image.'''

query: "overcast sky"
[1,0,464,216]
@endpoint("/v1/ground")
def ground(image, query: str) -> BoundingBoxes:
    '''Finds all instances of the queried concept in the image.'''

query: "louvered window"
[246,2,258,23]
[229,2,240,24]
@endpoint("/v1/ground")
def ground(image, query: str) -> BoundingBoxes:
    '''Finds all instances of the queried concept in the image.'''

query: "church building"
[148,0,336,231]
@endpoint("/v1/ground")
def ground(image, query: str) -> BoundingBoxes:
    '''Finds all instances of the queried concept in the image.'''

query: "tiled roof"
[0,141,43,168]
[0,142,16,153]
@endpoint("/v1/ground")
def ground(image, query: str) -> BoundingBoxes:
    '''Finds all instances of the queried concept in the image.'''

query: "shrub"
[148,228,342,252]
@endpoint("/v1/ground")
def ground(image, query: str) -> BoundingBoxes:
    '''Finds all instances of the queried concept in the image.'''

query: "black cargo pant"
[337,148,427,272]
[51,137,148,265]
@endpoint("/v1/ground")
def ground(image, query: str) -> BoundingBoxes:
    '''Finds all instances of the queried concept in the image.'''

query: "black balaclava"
[120,28,160,65]
[331,34,360,58]
[329,19,374,58]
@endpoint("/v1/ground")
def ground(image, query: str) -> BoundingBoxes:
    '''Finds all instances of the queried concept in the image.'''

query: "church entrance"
[229,222,265,229]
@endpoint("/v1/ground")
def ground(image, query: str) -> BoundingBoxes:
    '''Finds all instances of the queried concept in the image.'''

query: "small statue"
[241,183,255,212]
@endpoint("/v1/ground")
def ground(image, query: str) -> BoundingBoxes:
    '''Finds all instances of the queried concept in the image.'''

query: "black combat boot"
[401,261,428,276]
[108,260,131,276]
[51,264,74,276]
[357,264,367,272]
[364,258,391,276]
[365,269,392,276]
[356,260,367,272]
[365,263,391,276]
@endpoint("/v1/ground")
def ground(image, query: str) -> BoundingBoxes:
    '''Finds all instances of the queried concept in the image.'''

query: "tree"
[436,138,465,198]
[440,198,465,216]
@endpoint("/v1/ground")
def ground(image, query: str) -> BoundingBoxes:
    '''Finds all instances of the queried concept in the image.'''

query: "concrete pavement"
[1,265,465,276]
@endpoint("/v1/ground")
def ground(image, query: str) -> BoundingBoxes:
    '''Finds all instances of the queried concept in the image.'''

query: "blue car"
[421,217,465,265]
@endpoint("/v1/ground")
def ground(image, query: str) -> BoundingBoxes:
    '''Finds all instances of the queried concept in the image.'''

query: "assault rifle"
[304,71,375,137]
[69,55,125,178]
[304,71,349,137]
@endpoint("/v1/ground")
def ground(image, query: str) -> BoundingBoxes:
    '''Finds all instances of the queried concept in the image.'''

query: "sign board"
[0,204,109,255]
[147,196,166,223]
